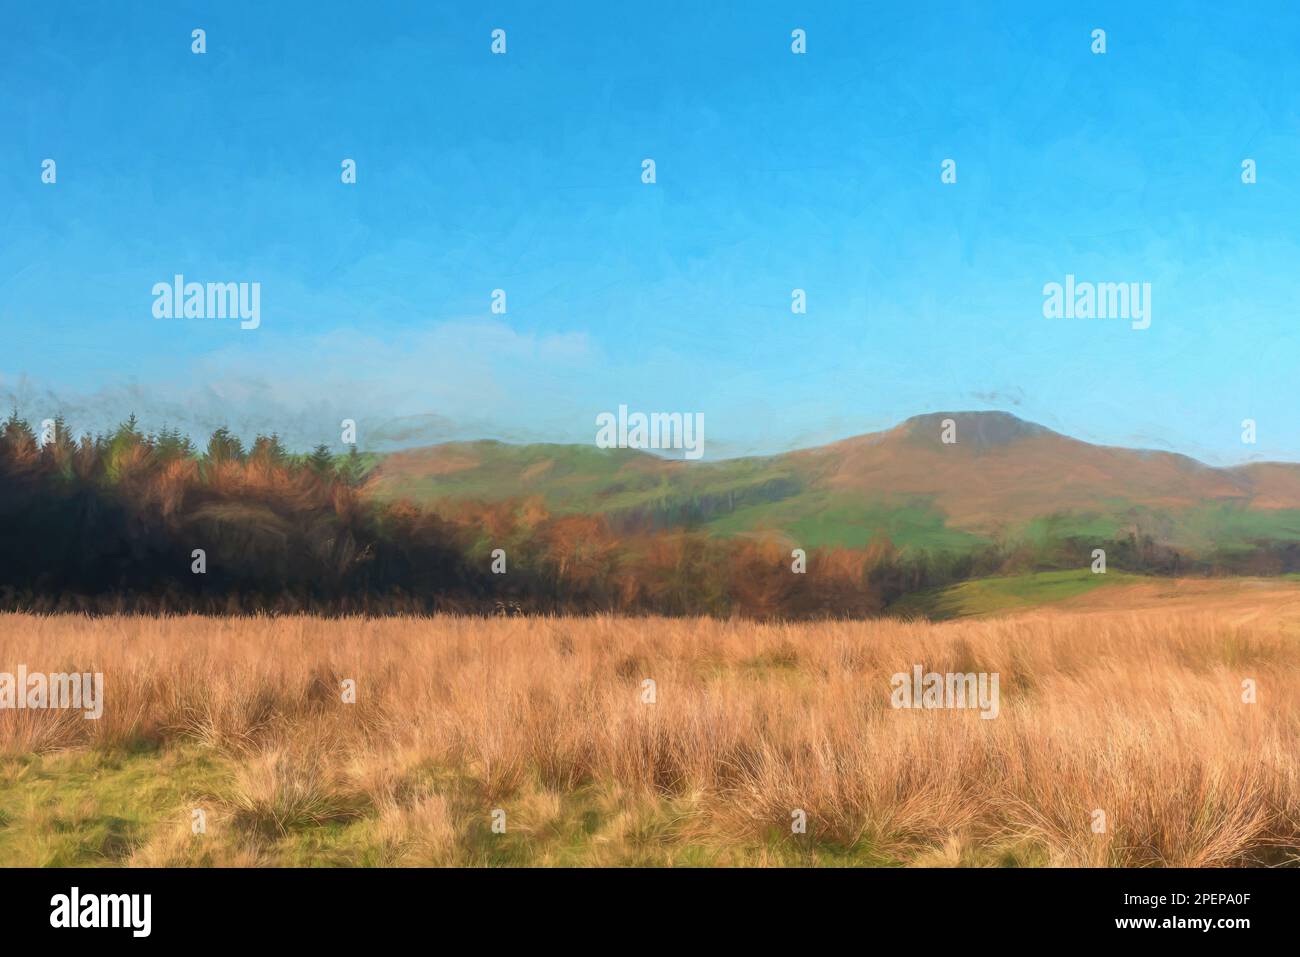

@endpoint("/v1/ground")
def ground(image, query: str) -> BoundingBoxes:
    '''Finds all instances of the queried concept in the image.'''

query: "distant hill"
[364,411,1300,558]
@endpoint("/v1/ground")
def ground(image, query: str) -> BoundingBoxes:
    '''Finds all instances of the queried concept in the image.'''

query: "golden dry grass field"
[2,576,1299,867]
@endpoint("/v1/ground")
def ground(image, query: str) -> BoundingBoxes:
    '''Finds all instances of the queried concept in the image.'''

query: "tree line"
[2,412,1289,617]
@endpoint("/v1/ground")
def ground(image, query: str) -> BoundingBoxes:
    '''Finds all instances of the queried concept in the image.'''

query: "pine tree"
[308,443,335,478]
[2,407,34,442]
[250,433,288,466]
[156,426,195,461]
[337,445,364,485]
[206,426,245,464]
[0,407,37,460]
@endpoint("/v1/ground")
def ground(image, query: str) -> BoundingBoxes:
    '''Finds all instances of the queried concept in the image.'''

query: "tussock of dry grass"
[1,602,1298,866]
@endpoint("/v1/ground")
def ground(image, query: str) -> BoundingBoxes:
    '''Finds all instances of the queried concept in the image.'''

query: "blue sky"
[3,0,1299,463]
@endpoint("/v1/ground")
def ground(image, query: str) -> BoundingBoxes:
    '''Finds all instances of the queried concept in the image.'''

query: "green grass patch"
[0,747,958,867]
[0,747,230,866]
[888,569,1145,621]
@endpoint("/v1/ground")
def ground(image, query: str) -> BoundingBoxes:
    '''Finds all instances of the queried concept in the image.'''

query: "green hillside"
[363,413,1300,563]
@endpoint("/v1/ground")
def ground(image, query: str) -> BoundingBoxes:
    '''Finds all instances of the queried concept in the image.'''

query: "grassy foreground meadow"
[2,576,1300,868]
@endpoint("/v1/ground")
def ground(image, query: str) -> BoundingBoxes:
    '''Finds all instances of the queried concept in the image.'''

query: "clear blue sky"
[3,0,1299,463]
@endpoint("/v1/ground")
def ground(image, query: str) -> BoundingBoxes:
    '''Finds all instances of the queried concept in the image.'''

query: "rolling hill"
[363,411,1300,558]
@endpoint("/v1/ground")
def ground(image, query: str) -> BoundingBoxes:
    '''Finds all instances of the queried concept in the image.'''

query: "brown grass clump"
[1,596,1298,866]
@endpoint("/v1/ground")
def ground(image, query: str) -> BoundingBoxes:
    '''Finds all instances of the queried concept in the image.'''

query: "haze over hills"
[365,411,1300,557]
